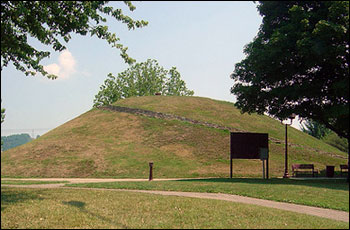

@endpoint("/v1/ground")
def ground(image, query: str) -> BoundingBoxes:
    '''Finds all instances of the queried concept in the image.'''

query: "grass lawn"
[2,96,347,179]
[1,187,348,229]
[1,180,68,185]
[66,178,350,212]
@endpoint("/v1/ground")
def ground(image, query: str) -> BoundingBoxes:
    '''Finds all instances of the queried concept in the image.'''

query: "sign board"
[230,132,269,179]
[230,132,269,159]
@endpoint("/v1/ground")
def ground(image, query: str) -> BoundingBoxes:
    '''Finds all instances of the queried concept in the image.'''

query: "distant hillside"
[1,133,32,151]
[1,96,347,178]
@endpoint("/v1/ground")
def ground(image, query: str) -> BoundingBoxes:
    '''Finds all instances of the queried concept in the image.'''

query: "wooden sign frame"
[230,132,269,179]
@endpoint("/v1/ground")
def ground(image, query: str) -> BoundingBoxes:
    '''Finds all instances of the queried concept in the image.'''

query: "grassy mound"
[1,96,347,178]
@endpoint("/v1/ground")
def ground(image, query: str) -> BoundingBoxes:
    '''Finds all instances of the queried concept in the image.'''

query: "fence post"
[149,162,153,181]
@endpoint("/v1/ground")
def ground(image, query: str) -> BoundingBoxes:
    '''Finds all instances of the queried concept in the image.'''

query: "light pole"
[283,113,296,178]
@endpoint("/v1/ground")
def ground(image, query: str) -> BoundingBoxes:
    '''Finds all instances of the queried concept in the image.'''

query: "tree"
[93,59,194,107]
[301,119,331,139]
[230,1,349,140]
[1,104,4,124]
[1,1,148,79]
[1,133,32,151]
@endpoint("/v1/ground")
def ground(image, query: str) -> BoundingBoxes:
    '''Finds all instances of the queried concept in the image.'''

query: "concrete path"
[1,177,194,183]
[2,178,349,223]
[121,189,349,223]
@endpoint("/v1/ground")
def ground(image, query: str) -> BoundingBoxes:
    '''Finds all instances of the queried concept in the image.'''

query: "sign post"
[259,148,269,179]
[262,160,265,179]
[230,150,233,178]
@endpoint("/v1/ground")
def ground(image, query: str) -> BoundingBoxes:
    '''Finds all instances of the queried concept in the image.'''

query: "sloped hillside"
[1,96,347,178]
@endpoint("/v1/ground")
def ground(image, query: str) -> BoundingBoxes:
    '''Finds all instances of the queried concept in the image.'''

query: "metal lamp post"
[283,113,296,178]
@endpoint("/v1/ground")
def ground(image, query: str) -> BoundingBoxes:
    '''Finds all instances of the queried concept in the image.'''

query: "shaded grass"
[66,178,350,212]
[1,187,348,229]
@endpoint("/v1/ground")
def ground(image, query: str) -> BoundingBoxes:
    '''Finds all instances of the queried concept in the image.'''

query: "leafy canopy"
[1,1,148,79]
[1,108,4,124]
[93,59,194,107]
[1,109,4,124]
[1,99,4,124]
[230,1,349,139]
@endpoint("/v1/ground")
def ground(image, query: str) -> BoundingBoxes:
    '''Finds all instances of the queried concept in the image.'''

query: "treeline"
[1,133,33,151]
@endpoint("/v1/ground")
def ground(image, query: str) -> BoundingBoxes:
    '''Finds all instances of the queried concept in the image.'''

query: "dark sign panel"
[230,132,269,159]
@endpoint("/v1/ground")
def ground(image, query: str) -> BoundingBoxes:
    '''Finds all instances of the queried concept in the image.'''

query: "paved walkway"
[1,177,185,183]
[2,178,349,223]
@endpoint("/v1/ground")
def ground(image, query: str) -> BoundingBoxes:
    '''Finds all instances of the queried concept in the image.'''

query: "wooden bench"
[340,164,348,177]
[292,164,318,177]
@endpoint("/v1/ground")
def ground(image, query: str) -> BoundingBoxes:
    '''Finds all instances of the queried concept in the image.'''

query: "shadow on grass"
[62,200,86,208]
[1,188,44,211]
[62,200,128,228]
[318,169,349,178]
[175,177,349,191]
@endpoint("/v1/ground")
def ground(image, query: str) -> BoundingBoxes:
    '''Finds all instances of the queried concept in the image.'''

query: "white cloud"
[43,63,60,76]
[43,50,76,79]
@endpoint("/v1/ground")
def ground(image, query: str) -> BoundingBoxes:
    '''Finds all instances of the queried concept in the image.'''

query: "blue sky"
[1,1,302,137]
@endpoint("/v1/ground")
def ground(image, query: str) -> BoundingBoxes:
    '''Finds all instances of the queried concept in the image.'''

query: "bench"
[340,164,348,177]
[292,164,318,177]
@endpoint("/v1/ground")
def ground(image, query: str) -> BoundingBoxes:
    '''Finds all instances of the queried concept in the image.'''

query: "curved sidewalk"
[120,189,349,223]
[2,179,349,223]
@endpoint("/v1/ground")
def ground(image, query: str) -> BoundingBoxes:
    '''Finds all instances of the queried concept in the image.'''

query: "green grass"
[114,96,347,155]
[1,187,348,229]
[66,178,350,212]
[1,180,68,185]
[1,96,347,179]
